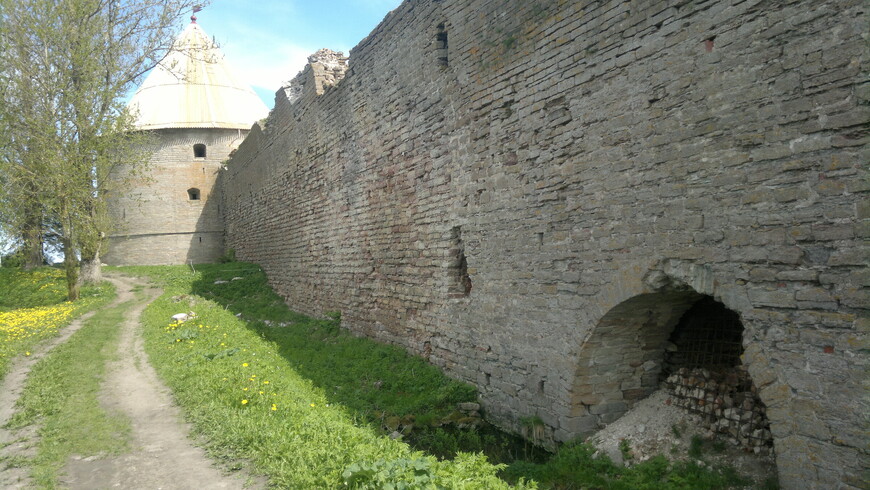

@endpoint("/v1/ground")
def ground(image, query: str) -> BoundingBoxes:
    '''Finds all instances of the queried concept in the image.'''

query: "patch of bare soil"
[59,275,263,489]
[0,294,103,489]
[588,389,777,488]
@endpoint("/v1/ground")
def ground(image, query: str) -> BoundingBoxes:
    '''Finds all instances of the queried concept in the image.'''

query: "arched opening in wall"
[187,188,200,200]
[571,289,773,455]
[662,298,773,453]
[193,144,206,158]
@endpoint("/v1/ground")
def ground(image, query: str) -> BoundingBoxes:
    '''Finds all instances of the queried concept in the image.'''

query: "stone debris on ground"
[587,389,776,487]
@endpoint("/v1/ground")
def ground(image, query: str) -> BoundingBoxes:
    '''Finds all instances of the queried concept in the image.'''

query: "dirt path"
[0,289,105,489]
[61,274,261,489]
[0,274,261,489]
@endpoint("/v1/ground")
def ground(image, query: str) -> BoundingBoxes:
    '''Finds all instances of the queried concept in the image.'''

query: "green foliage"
[0,248,25,268]
[0,267,114,378]
[0,0,203,300]
[343,457,437,489]
[129,263,525,488]
[218,248,236,263]
[174,328,199,341]
[501,442,748,489]
[0,268,68,309]
[688,435,704,458]
[125,263,752,489]
[6,297,131,486]
[619,438,634,461]
[407,425,545,465]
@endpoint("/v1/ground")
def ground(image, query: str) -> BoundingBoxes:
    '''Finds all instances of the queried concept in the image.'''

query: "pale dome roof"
[128,22,269,130]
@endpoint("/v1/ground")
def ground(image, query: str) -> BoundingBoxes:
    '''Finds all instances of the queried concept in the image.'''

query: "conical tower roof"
[128,21,269,130]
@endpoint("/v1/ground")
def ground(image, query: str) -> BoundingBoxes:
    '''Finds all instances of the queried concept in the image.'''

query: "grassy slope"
[127,264,523,488]
[125,263,754,489]
[6,299,132,486]
[0,268,120,487]
[0,268,113,378]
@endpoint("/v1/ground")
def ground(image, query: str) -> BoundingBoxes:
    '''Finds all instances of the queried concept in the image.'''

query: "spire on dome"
[191,4,202,23]
[127,20,269,130]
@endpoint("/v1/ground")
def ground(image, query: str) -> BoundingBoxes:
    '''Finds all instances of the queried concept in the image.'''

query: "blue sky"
[0,1,404,258]
[192,0,403,107]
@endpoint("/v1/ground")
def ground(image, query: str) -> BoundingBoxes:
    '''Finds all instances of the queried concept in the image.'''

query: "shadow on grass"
[186,262,549,467]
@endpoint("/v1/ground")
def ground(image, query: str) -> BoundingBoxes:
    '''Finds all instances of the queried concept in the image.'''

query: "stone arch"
[568,261,778,451]
[571,288,703,425]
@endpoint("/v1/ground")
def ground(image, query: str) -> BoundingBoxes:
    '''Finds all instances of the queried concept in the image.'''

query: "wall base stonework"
[221,1,869,488]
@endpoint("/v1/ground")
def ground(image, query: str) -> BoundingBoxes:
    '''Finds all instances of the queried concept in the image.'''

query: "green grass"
[121,263,756,489]
[500,442,747,489]
[0,267,114,379]
[5,295,131,487]
[124,264,528,488]
[0,268,70,310]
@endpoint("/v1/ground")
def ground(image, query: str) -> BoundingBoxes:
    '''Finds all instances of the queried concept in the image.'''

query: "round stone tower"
[104,18,268,266]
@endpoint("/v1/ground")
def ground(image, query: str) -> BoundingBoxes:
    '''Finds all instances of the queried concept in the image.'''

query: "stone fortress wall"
[220,1,868,487]
[105,128,245,265]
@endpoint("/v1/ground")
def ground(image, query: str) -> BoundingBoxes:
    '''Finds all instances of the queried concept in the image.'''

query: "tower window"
[193,144,206,158]
[188,188,200,200]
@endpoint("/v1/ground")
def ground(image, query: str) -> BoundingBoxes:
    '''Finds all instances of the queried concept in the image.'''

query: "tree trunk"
[79,250,102,284]
[23,223,44,270]
[64,247,80,301]
[61,214,79,301]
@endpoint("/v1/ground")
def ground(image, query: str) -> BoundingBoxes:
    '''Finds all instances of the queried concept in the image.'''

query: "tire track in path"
[0,284,104,489]
[0,274,262,489]
[61,274,262,489]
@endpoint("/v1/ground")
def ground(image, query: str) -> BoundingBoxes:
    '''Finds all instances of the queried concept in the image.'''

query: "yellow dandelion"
[25,352,30,356]
[271,404,277,411]
[242,363,249,367]
[310,403,316,407]
[241,399,248,405]
[243,387,249,391]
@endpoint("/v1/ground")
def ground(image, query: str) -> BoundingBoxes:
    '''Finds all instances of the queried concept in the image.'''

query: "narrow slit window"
[188,188,200,200]
[449,226,471,297]
[435,23,448,67]
[193,144,206,158]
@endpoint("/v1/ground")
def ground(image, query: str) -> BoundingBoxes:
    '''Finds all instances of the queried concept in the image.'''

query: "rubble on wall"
[664,367,772,454]
[281,48,348,102]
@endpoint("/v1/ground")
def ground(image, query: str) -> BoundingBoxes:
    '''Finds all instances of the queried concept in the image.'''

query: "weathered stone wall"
[221,1,868,487]
[106,128,246,265]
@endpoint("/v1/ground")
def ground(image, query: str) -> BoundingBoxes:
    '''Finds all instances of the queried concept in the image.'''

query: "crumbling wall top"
[280,48,349,104]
